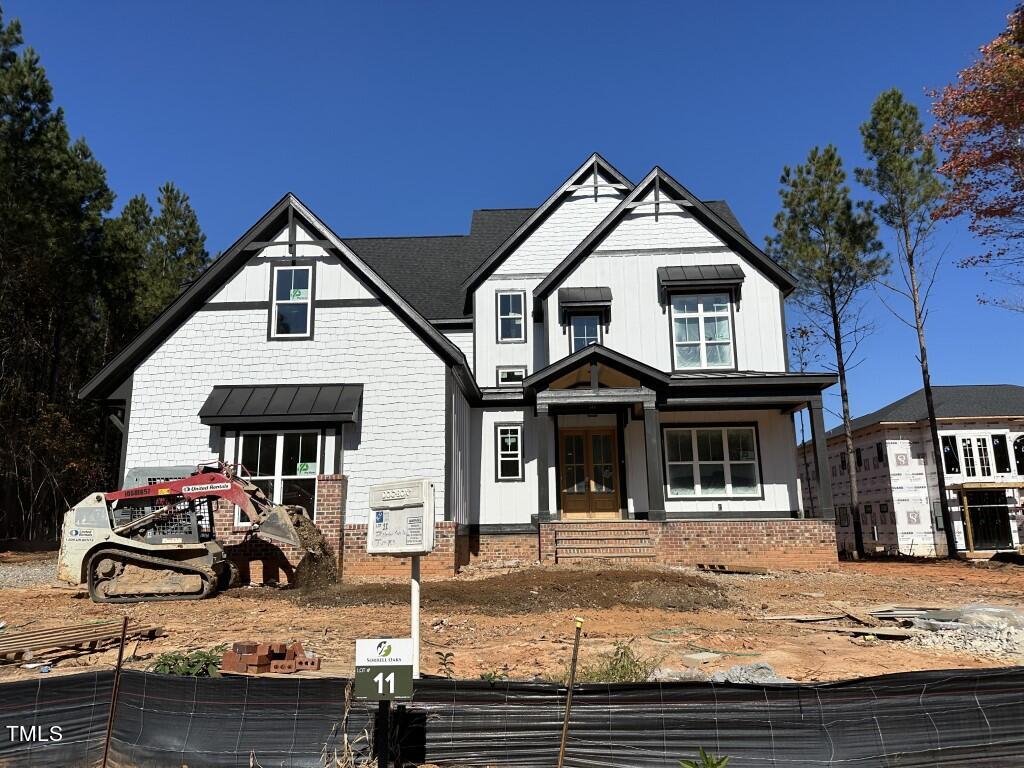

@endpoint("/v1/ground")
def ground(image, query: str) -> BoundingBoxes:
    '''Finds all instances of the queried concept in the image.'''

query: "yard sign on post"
[366,478,435,678]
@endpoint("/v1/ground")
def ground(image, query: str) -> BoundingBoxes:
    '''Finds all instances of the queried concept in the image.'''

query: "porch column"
[643,403,666,521]
[808,396,834,520]
[536,404,553,522]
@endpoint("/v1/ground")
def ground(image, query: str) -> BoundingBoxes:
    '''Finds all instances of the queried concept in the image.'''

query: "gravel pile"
[710,663,793,684]
[0,556,57,588]
[908,623,1024,660]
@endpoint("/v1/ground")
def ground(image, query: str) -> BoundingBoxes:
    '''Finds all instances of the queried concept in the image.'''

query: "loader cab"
[116,466,217,545]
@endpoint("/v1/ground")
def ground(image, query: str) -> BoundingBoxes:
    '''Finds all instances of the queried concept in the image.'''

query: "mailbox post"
[367,479,435,678]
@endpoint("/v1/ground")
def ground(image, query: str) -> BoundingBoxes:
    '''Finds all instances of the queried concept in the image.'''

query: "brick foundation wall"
[648,519,837,570]
[537,519,837,571]
[461,531,539,567]
[215,474,346,586]
[339,522,458,581]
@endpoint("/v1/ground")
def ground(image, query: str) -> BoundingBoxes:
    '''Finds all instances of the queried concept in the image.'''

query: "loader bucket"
[256,507,303,548]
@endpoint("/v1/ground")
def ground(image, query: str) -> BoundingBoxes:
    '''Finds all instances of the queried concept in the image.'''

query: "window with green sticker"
[272,266,312,338]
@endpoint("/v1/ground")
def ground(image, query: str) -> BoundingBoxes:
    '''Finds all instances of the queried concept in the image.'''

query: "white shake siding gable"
[124,245,448,525]
[493,189,624,276]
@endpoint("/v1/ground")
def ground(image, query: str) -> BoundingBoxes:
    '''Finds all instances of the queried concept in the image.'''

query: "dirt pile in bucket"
[289,512,338,592]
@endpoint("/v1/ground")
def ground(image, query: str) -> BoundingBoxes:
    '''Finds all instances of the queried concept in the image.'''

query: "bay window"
[237,430,320,524]
[664,426,760,498]
[670,293,734,370]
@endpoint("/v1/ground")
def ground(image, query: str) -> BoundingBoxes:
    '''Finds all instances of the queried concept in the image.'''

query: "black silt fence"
[0,667,1023,766]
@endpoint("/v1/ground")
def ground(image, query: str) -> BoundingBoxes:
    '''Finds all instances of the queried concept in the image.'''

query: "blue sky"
[8,1,1019,426]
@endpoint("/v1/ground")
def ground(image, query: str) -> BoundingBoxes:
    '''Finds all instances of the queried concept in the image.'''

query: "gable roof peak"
[458,153,633,305]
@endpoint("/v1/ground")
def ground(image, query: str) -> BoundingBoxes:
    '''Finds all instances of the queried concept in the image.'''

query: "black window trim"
[494,422,525,482]
[566,311,604,354]
[666,288,739,373]
[495,290,527,344]
[660,422,765,501]
[268,260,316,341]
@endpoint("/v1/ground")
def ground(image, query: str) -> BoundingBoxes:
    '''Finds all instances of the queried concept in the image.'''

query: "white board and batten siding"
[470,408,557,525]
[542,194,786,372]
[126,222,448,524]
[474,186,625,387]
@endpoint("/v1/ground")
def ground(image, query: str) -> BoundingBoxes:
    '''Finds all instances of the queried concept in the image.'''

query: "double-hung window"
[237,430,320,524]
[664,426,759,498]
[271,266,312,338]
[496,291,525,342]
[670,293,734,369]
[569,314,601,353]
[496,424,523,481]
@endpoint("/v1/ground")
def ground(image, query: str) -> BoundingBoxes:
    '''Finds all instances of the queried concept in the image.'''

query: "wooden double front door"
[559,428,621,519]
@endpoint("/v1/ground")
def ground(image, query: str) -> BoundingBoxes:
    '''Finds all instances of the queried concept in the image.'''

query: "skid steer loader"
[56,461,321,603]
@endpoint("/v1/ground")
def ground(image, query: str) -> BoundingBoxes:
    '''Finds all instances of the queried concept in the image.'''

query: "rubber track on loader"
[86,547,218,604]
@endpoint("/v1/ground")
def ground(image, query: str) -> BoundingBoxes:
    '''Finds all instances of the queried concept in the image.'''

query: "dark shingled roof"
[344,208,533,322]
[344,201,748,321]
[829,385,1024,438]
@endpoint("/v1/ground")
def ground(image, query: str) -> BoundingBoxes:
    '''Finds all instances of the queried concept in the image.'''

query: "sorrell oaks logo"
[376,641,392,657]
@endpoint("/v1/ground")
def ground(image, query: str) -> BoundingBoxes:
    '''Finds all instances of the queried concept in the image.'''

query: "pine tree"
[767,146,888,551]
[857,88,957,557]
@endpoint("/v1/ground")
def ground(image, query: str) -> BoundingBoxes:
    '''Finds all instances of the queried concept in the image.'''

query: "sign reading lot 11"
[354,638,414,701]
[367,479,435,555]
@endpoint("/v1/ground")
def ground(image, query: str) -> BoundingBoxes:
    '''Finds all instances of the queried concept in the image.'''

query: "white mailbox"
[367,478,435,555]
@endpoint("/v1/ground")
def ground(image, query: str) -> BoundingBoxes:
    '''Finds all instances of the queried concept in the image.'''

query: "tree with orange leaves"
[931,4,1024,310]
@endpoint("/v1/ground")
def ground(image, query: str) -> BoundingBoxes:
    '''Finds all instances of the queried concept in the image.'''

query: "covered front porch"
[523,345,837,524]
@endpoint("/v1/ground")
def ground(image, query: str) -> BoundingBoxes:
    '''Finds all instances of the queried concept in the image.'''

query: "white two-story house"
[81,154,838,579]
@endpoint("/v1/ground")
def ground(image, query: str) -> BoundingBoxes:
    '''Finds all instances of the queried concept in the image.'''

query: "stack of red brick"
[220,640,321,674]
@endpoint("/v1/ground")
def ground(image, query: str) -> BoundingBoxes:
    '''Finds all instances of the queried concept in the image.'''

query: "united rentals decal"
[181,483,232,494]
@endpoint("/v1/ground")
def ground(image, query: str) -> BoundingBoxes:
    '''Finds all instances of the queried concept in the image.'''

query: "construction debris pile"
[906,605,1024,660]
[765,602,1024,662]
[0,619,164,666]
[219,640,321,675]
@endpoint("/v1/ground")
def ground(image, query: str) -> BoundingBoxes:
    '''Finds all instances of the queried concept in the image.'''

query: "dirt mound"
[289,513,338,592]
[274,567,728,615]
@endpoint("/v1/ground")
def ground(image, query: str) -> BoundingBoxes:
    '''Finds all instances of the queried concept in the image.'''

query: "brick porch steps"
[553,522,655,564]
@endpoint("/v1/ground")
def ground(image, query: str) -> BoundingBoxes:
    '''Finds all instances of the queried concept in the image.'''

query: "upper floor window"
[236,430,320,524]
[944,433,1015,477]
[496,291,525,342]
[670,293,734,370]
[272,266,312,338]
[569,314,601,352]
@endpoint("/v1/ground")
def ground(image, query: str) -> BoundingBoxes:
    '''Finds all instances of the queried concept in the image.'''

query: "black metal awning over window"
[657,264,744,304]
[557,286,612,324]
[199,384,363,426]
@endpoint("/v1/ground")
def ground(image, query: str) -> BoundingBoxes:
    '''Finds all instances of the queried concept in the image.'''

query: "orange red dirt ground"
[1,553,1022,683]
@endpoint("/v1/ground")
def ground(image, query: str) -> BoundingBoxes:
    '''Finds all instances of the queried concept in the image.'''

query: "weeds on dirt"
[680,747,730,767]
[549,640,662,684]
[480,665,510,683]
[436,650,455,678]
[150,644,227,677]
